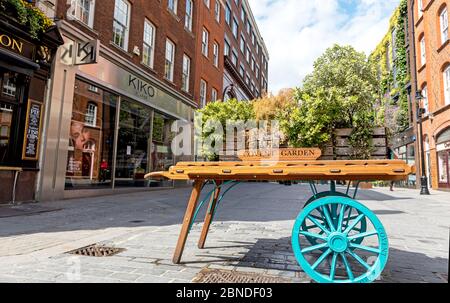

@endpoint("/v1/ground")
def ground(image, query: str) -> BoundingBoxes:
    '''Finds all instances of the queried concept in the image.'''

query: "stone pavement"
[0,183,448,283]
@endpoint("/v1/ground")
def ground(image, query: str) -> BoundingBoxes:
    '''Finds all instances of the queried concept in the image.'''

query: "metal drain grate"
[193,268,291,283]
[67,244,125,257]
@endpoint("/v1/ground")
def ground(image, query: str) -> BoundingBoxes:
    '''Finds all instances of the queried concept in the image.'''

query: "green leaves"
[280,44,378,158]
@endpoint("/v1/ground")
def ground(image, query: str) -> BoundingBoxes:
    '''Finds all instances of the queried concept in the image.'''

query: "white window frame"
[165,39,175,82]
[142,19,156,68]
[70,0,96,28]
[202,28,209,57]
[185,0,193,31]
[420,36,426,66]
[214,0,220,23]
[112,0,131,50]
[441,7,448,44]
[225,3,231,25]
[182,54,191,92]
[422,85,429,115]
[168,0,178,14]
[213,42,219,67]
[418,0,423,18]
[85,102,98,127]
[200,79,207,108]
[444,65,450,105]
[211,88,218,102]
[204,0,210,8]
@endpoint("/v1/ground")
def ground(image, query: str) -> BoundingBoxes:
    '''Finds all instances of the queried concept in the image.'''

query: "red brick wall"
[56,0,197,104]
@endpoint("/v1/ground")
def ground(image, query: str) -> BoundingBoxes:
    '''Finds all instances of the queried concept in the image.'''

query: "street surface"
[0,183,448,283]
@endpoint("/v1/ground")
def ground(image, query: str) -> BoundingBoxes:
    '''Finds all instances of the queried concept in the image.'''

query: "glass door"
[115,99,153,187]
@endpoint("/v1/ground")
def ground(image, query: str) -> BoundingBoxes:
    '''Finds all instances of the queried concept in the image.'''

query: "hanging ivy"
[0,0,54,39]
[370,0,410,137]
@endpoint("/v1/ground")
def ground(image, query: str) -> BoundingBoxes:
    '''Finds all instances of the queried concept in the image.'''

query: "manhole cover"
[67,244,125,257]
[193,268,291,283]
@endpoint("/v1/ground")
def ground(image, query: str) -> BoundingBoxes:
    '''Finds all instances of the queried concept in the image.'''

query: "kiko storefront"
[38,21,194,201]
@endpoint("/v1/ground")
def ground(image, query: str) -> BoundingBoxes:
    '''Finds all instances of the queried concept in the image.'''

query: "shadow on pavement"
[191,236,448,283]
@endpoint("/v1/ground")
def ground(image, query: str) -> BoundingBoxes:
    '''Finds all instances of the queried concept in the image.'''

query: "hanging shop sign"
[22,100,43,161]
[60,38,99,66]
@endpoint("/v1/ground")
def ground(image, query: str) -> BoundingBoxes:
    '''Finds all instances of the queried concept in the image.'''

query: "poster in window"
[22,100,43,161]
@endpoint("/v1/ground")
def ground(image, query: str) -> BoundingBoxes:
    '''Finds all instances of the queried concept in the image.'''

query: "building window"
[200,79,207,108]
[224,38,230,56]
[225,2,231,25]
[142,20,156,68]
[240,36,246,54]
[185,0,193,31]
[239,63,245,77]
[419,36,426,66]
[182,55,191,92]
[165,39,175,82]
[213,42,219,67]
[214,1,220,22]
[444,65,450,105]
[204,0,210,8]
[246,46,250,63]
[168,0,178,14]
[241,7,246,22]
[112,0,130,50]
[202,28,209,57]
[422,85,429,115]
[70,0,95,27]
[211,88,218,102]
[418,0,423,18]
[232,17,239,38]
[441,7,449,44]
[246,20,251,34]
[85,102,98,127]
[231,49,238,65]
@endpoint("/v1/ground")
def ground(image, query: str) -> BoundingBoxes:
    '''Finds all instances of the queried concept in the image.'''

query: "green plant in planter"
[0,0,54,39]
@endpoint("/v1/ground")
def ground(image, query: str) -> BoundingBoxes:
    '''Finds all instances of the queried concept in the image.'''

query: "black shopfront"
[0,15,63,204]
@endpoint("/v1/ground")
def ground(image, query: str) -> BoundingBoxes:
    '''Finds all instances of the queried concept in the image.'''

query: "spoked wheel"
[302,192,367,247]
[292,196,389,283]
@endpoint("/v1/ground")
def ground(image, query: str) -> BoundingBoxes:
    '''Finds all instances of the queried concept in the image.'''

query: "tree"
[281,44,380,159]
[196,99,255,161]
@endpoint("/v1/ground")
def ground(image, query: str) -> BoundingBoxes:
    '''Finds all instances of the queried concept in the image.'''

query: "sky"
[248,0,401,94]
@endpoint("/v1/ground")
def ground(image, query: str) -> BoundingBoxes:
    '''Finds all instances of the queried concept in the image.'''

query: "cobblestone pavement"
[0,183,448,283]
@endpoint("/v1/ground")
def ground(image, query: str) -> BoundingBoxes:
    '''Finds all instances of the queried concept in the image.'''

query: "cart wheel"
[292,196,389,283]
[302,193,367,247]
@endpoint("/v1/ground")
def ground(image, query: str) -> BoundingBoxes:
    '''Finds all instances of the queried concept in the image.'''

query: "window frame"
[112,0,131,50]
[202,28,209,57]
[441,7,449,45]
[142,19,156,68]
[185,0,193,31]
[182,54,191,92]
[70,0,96,28]
[165,39,176,82]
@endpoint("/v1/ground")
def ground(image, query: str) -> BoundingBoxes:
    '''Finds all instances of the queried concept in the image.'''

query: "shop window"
[150,112,175,188]
[66,79,118,189]
[1,73,18,99]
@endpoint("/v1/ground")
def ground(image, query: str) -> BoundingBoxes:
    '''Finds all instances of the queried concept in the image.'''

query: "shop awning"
[0,48,40,76]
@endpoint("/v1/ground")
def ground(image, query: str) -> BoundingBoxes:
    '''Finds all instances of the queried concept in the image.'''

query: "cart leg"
[173,180,204,264]
[198,181,222,249]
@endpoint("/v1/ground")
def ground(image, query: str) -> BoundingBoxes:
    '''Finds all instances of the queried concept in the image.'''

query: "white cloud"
[248,0,400,93]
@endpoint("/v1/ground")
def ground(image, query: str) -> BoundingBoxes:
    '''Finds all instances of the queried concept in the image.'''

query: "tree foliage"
[281,44,379,158]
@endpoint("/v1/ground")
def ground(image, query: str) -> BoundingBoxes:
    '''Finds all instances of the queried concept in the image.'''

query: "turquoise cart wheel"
[302,192,367,247]
[292,196,389,283]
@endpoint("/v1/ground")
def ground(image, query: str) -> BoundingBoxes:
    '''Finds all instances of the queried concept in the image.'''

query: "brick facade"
[408,0,450,190]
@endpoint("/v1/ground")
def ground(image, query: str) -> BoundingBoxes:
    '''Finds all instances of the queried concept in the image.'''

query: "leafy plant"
[0,0,54,39]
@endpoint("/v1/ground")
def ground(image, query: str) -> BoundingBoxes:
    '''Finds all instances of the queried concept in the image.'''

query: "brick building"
[21,0,269,202]
[408,0,450,190]
[223,0,269,101]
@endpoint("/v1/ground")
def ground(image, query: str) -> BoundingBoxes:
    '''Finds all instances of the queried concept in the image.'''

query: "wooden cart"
[146,152,414,283]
